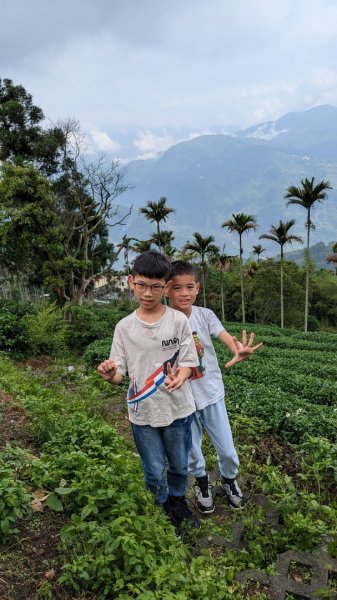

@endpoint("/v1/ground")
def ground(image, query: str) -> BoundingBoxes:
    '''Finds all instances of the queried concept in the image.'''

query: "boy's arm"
[97,359,124,385]
[218,329,263,368]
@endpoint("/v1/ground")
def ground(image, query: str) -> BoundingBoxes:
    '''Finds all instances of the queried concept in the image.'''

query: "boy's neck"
[176,305,192,318]
[136,303,166,323]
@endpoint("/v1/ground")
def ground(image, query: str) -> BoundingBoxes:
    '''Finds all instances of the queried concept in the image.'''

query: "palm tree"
[116,235,134,276]
[252,244,265,264]
[151,230,175,253]
[132,239,153,254]
[327,242,337,276]
[184,232,219,307]
[222,213,258,323]
[260,220,303,328]
[211,247,237,322]
[285,177,332,332]
[139,197,175,253]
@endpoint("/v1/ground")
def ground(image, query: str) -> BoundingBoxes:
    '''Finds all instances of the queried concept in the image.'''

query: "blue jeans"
[188,399,240,479]
[131,415,193,504]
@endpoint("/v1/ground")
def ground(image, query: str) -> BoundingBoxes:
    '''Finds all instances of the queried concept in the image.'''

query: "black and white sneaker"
[220,476,247,509]
[168,496,201,529]
[195,474,215,514]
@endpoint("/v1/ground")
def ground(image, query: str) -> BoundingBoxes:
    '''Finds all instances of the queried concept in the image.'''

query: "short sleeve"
[178,317,199,367]
[208,310,226,338]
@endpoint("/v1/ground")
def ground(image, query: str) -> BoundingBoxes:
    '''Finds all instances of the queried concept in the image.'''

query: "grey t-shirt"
[110,306,198,427]
[188,305,225,410]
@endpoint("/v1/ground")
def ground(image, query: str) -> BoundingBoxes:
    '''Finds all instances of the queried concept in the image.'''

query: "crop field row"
[1,320,337,599]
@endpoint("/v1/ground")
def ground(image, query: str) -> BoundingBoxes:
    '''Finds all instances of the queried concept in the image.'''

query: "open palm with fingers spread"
[225,330,263,368]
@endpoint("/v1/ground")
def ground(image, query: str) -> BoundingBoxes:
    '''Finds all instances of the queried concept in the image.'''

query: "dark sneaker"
[195,474,215,514]
[161,500,181,536]
[168,496,200,528]
[220,476,247,509]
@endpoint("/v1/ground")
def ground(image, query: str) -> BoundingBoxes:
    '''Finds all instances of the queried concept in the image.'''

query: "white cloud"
[1,0,337,157]
[89,129,121,154]
[133,130,178,159]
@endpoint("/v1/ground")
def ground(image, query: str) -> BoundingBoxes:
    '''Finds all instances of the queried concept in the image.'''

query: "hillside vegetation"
[0,307,336,599]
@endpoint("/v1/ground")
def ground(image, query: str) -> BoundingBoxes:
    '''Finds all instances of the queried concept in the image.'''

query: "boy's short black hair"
[132,251,171,280]
[169,260,198,281]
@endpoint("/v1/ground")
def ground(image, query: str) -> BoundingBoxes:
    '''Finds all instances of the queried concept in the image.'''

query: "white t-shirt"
[188,305,225,410]
[110,306,198,427]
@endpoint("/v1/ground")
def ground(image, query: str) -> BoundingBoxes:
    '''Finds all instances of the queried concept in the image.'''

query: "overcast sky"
[2,0,337,160]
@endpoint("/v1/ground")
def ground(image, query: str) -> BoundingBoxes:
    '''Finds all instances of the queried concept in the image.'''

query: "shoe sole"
[228,502,246,510]
[196,502,215,514]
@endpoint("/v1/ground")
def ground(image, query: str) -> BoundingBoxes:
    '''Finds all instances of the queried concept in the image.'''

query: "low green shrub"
[83,338,112,367]
[65,304,127,352]
[0,300,34,358]
[0,445,32,537]
[23,303,68,357]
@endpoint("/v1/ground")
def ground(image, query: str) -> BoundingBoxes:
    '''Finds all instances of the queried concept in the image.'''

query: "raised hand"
[225,330,263,368]
[164,362,185,392]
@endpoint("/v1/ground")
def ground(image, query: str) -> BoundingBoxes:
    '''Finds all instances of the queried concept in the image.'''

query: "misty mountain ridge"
[114,105,337,262]
[269,241,336,271]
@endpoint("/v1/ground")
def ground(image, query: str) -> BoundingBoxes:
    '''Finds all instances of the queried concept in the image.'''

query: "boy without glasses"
[168,260,262,513]
[98,251,200,533]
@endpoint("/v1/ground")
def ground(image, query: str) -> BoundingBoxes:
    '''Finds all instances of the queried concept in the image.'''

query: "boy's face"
[128,274,169,310]
[168,274,200,313]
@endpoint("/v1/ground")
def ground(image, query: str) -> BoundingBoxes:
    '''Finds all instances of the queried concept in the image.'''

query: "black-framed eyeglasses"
[133,280,166,294]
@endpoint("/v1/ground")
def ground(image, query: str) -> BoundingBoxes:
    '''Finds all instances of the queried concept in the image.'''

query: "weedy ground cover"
[0,322,336,598]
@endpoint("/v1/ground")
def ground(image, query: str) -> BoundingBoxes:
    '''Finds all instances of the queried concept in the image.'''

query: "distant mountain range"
[281,241,336,271]
[114,105,337,261]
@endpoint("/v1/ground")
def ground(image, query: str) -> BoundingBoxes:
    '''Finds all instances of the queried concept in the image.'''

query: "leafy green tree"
[285,177,332,332]
[0,78,43,163]
[222,213,258,323]
[311,269,337,327]
[326,242,337,276]
[0,78,65,174]
[0,163,57,274]
[0,157,130,304]
[139,197,175,252]
[249,259,305,327]
[260,220,303,328]
[184,233,219,307]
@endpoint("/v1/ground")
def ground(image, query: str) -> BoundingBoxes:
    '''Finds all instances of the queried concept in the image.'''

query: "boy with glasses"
[98,251,200,533]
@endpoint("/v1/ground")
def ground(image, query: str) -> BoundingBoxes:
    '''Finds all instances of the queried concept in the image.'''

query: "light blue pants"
[188,399,240,480]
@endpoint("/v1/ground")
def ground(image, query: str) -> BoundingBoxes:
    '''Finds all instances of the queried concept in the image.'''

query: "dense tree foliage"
[0,85,131,304]
[260,220,303,328]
